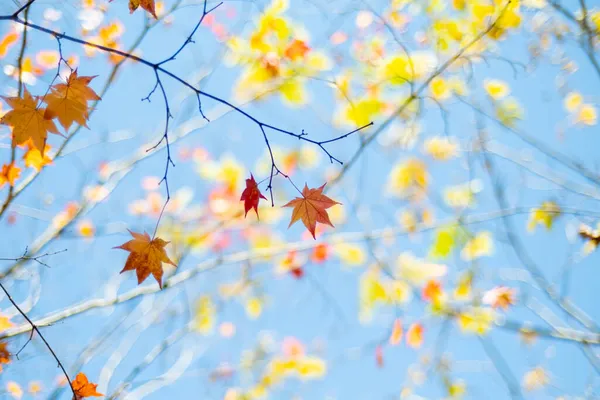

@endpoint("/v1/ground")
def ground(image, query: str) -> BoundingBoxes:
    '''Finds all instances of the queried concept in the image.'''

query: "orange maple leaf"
[283,183,340,239]
[240,174,267,219]
[389,318,403,346]
[72,372,103,399]
[44,70,101,131]
[114,230,176,289]
[0,342,10,373]
[0,163,20,188]
[406,322,424,349]
[1,88,59,153]
[129,0,157,18]
[422,279,443,302]
[284,39,310,61]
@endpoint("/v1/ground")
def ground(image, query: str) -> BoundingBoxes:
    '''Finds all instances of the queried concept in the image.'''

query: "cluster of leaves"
[117,179,339,288]
[0,71,100,191]
[2,71,100,152]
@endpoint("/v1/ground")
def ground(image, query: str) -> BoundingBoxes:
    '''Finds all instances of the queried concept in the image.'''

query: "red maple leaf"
[290,266,304,279]
[240,174,267,219]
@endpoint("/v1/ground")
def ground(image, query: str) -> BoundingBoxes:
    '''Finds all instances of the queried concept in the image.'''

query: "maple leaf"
[0,163,21,188]
[44,70,101,131]
[72,372,103,399]
[114,230,176,288]
[0,342,10,373]
[284,39,310,61]
[290,266,304,279]
[23,143,52,171]
[129,0,157,18]
[283,183,340,239]
[1,88,59,153]
[240,174,267,219]
[389,318,403,346]
[0,315,13,332]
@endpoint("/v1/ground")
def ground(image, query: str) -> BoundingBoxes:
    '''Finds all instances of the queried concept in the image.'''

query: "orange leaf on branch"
[72,372,102,399]
[44,70,101,131]
[240,174,267,219]
[283,183,340,239]
[1,88,59,154]
[0,163,20,188]
[128,0,157,18]
[0,342,10,372]
[114,230,176,289]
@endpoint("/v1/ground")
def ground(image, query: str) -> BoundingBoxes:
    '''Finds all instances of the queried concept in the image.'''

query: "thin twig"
[0,281,75,396]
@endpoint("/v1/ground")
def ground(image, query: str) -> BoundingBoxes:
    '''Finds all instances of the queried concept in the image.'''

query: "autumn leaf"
[240,174,267,219]
[283,183,340,239]
[23,143,52,171]
[72,372,103,399]
[375,345,384,368]
[1,88,59,153]
[129,0,157,18]
[406,322,424,348]
[114,230,176,289]
[0,315,13,333]
[389,318,403,346]
[0,163,20,188]
[0,342,10,373]
[44,70,101,131]
[579,223,600,254]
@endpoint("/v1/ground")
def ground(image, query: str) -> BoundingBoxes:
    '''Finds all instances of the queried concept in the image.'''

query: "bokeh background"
[0,0,599,399]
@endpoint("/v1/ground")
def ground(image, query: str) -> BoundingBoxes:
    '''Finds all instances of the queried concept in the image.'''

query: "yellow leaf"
[576,104,597,126]
[496,99,523,126]
[246,297,263,319]
[7,381,22,399]
[0,316,13,332]
[296,356,326,379]
[484,79,509,99]
[343,98,385,127]
[194,295,216,334]
[429,76,450,100]
[396,252,447,284]
[461,231,493,260]
[334,243,365,266]
[523,366,549,391]
[279,79,306,105]
[23,144,52,171]
[386,280,413,304]
[423,136,459,160]
[458,307,495,335]
[387,158,429,199]
[564,91,582,112]
[527,201,560,232]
